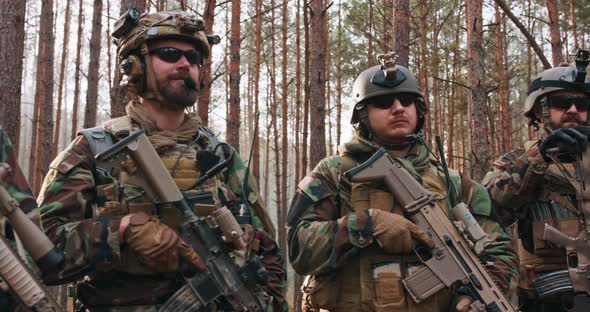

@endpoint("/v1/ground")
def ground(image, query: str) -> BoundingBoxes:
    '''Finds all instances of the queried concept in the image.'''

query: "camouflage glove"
[539,126,590,162]
[120,212,206,273]
[370,209,434,254]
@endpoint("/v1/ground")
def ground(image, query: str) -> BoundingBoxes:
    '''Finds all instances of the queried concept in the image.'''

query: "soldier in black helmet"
[287,54,517,312]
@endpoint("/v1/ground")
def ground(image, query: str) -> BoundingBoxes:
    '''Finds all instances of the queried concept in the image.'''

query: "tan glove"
[120,212,206,273]
[370,209,435,254]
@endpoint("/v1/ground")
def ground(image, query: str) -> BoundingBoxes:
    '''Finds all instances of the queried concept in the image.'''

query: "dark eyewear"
[369,94,418,109]
[546,94,590,112]
[149,47,203,66]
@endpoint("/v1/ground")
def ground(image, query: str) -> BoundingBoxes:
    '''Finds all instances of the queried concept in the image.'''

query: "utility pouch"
[306,273,341,310]
[371,260,405,311]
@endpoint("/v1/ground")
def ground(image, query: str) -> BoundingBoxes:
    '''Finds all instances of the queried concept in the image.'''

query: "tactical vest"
[517,141,581,299]
[304,152,480,312]
[79,117,257,272]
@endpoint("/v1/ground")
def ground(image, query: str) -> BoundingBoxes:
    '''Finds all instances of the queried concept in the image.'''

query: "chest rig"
[307,151,470,312]
[79,117,239,227]
[517,141,582,299]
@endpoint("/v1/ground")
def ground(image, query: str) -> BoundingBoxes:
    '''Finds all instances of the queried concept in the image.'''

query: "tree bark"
[546,0,564,66]
[368,0,373,66]
[466,0,489,181]
[84,0,103,128]
[71,0,84,139]
[0,0,26,149]
[336,3,342,148]
[392,0,409,67]
[253,0,262,187]
[493,0,551,69]
[280,0,289,254]
[302,0,310,176]
[309,0,327,166]
[495,2,511,153]
[570,0,579,49]
[197,0,217,126]
[53,0,72,158]
[227,0,241,150]
[33,0,56,193]
[418,0,430,144]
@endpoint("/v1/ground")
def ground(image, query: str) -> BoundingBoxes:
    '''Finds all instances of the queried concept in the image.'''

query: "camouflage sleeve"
[37,135,122,284]
[223,150,287,311]
[287,156,372,276]
[1,129,37,219]
[482,143,547,224]
[469,182,519,294]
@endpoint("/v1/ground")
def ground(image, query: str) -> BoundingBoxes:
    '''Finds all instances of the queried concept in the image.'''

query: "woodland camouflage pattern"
[0,128,38,311]
[37,117,286,311]
[288,135,518,311]
[483,140,580,301]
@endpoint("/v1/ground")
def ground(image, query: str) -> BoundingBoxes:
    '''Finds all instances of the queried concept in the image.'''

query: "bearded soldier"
[37,10,286,311]
[483,54,590,311]
[287,57,517,312]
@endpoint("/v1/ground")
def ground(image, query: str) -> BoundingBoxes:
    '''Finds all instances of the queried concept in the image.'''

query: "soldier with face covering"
[287,54,517,312]
[37,9,286,311]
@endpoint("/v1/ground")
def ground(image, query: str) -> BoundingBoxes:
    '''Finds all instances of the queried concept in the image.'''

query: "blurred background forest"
[1,0,589,308]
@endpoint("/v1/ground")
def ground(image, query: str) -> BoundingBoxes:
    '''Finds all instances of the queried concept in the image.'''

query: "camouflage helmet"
[524,52,590,121]
[350,55,426,126]
[113,9,211,61]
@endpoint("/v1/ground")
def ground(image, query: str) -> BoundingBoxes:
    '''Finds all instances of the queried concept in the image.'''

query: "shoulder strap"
[79,127,115,177]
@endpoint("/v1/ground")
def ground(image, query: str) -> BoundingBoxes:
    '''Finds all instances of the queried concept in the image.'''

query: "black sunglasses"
[546,94,590,112]
[369,93,418,109]
[149,47,203,66]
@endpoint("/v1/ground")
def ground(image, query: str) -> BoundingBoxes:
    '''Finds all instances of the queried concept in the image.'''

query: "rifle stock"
[345,148,514,312]
[0,164,63,312]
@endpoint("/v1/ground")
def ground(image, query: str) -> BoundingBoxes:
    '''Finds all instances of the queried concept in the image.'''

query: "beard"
[551,113,585,129]
[156,74,198,112]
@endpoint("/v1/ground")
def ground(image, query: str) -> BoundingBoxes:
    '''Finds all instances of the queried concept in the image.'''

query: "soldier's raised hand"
[120,212,206,273]
[539,126,590,162]
[370,209,435,254]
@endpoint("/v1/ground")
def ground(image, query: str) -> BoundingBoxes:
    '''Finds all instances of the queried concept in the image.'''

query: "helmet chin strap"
[140,43,166,103]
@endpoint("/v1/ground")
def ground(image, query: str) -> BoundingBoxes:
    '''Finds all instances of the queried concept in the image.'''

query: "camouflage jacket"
[483,139,580,298]
[37,116,286,310]
[287,136,517,309]
[0,128,39,311]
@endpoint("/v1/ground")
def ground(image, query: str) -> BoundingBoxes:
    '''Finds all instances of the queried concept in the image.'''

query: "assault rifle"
[0,163,64,312]
[541,144,590,296]
[345,147,514,312]
[95,130,270,312]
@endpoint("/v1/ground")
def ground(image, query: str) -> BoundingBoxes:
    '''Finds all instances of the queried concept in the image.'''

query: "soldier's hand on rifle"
[540,126,590,162]
[120,212,206,273]
[369,209,435,254]
[454,295,473,312]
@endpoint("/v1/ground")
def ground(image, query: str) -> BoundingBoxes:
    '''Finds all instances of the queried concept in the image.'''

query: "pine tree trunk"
[227,0,241,150]
[495,2,511,153]
[309,0,326,166]
[280,0,289,254]
[106,0,113,100]
[0,0,26,149]
[71,0,84,139]
[336,4,342,148]
[570,0,579,49]
[198,0,217,126]
[84,0,103,128]
[447,8,461,168]
[53,0,72,158]
[253,0,261,187]
[302,0,310,176]
[392,0,409,67]
[431,5,440,141]
[466,0,489,181]
[418,0,430,144]
[294,0,302,184]
[368,0,373,66]
[33,0,56,193]
[546,0,564,66]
